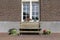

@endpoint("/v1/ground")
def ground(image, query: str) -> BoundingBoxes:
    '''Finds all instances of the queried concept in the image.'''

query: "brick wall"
[0,0,21,21]
[41,0,60,21]
[0,0,60,21]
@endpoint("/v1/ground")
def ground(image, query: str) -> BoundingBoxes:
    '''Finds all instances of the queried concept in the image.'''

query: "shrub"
[47,30,51,35]
[43,29,47,35]
[43,29,51,35]
[8,28,18,35]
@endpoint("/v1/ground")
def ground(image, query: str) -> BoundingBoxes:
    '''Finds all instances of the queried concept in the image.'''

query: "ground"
[0,33,60,40]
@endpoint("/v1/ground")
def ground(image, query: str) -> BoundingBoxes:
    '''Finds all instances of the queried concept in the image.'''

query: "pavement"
[0,33,60,40]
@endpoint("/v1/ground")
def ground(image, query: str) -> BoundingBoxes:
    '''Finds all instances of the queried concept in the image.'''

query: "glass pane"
[32,2,39,21]
[36,12,38,15]
[32,16,35,20]
[23,2,30,21]
[23,12,27,15]
[23,16,26,20]
[36,17,38,20]
[32,12,35,15]
[32,16,39,21]
[23,2,30,15]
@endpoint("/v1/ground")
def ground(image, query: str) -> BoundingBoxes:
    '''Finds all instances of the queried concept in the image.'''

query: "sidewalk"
[0,33,60,40]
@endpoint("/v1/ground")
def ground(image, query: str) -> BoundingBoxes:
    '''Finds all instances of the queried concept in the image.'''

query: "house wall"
[0,0,60,33]
[1,0,60,22]
[0,0,21,21]
[0,0,21,33]
[40,21,60,33]
[0,21,20,32]
[0,21,60,33]
[41,0,60,21]
[40,0,60,33]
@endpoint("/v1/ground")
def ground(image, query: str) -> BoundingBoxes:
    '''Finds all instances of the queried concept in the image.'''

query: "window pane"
[32,16,38,20]
[32,16,35,20]
[23,16,26,20]
[36,12,38,15]
[23,2,30,21]
[23,12,27,15]
[32,12,35,15]
[23,2,30,15]
[36,17,38,20]
[32,2,39,21]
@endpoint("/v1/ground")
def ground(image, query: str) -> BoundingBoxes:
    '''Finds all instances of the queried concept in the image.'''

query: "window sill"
[22,20,39,22]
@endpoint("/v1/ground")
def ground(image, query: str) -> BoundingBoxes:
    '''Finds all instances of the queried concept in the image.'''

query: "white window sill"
[29,20,39,22]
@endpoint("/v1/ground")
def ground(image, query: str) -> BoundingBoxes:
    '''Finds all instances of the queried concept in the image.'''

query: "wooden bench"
[20,22,41,35]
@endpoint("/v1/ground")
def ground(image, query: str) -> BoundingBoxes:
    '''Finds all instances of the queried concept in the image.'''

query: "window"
[32,2,39,21]
[22,2,39,22]
[23,2,30,21]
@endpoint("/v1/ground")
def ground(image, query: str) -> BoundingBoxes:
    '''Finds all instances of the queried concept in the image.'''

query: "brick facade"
[41,0,60,21]
[0,0,60,21]
[0,0,21,21]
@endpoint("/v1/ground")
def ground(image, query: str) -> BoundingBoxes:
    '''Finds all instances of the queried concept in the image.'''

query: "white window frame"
[21,0,39,22]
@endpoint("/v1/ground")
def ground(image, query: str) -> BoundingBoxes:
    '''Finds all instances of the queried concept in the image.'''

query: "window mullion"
[30,1,32,19]
[26,5,27,21]
[21,2,24,22]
